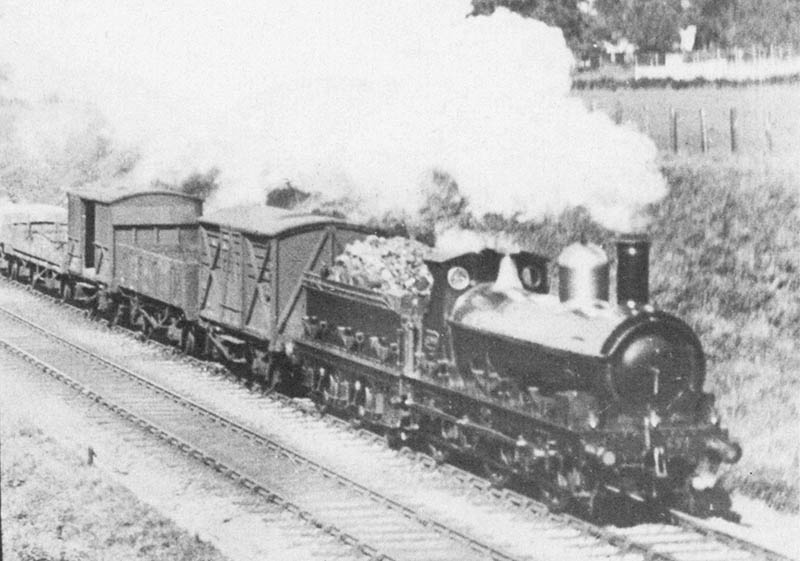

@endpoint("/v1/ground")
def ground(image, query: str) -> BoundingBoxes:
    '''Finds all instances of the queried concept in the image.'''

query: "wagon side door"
[240,236,273,339]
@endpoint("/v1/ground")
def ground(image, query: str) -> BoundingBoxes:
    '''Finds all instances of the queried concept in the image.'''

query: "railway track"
[0,304,521,561]
[0,281,795,561]
[0,350,373,561]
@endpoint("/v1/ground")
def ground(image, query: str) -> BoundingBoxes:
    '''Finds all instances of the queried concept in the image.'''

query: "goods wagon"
[64,189,204,336]
[195,205,375,378]
[0,204,68,288]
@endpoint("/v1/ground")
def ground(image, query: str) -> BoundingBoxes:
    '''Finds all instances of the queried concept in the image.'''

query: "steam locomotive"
[0,187,741,520]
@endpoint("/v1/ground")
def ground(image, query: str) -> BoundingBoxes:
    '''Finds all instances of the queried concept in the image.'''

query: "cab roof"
[199,205,353,238]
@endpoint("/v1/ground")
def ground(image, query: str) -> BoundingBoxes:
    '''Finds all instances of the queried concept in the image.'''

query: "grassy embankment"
[1,412,228,561]
[650,157,800,511]
[500,156,800,512]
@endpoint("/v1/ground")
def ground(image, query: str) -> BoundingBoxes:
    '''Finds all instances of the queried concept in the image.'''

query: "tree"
[471,0,595,53]
[266,181,310,209]
[692,0,738,48]
[179,168,220,200]
[725,0,800,48]
[596,0,800,52]
[594,0,683,53]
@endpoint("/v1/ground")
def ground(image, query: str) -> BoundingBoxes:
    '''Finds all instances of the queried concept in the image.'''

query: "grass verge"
[650,156,800,512]
[1,410,229,561]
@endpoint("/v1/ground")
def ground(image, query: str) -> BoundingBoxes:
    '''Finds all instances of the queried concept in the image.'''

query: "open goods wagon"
[0,204,68,287]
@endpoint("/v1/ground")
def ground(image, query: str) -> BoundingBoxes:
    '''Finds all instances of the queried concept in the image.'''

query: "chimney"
[616,234,650,306]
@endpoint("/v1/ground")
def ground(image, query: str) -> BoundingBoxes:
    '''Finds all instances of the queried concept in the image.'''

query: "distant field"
[572,84,800,157]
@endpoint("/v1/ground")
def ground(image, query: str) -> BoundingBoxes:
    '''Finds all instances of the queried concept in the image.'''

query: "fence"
[663,107,763,154]
[586,99,797,157]
[634,46,800,82]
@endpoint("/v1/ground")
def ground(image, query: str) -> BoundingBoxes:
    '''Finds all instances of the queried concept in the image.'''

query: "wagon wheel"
[181,327,197,356]
[141,319,154,340]
[87,298,99,320]
[9,261,19,281]
[110,302,128,328]
[132,311,151,340]
[59,280,74,302]
[254,351,274,392]
[241,346,257,389]
[26,265,36,287]
[204,334,223,363]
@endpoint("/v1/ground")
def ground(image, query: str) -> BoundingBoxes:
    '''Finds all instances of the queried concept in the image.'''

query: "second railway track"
[0,304,518,561]
[0,286,794,561]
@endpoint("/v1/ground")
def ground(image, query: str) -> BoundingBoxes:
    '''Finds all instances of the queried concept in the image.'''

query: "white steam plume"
[435,228,521,256]
[0,0,665,231]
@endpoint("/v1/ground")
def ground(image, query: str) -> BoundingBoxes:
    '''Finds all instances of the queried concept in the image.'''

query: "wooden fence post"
[765,112,774,152]
[729,108,738,153]
[614,102,624,125]
[670,108,679,153]
[699,109,708,153]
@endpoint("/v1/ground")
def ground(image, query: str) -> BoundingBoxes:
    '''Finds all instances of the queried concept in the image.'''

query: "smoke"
[435,227,521,255]
[0,0,665,231]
